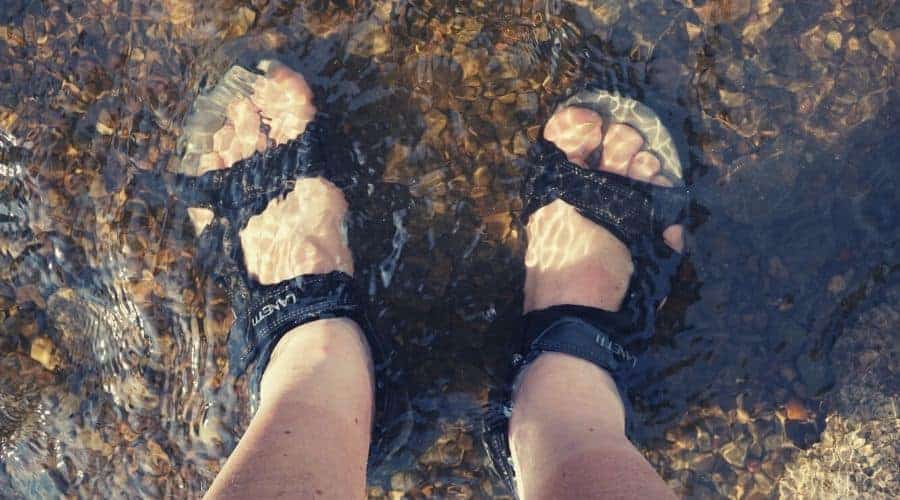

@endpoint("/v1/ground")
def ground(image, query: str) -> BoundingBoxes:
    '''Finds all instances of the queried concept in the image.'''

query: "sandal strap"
[522,138,689,252]
[518,305,637,372]
[228,271,362,382]
[169,113,360,221]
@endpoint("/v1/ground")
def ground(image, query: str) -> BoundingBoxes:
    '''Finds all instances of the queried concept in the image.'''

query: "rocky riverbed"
[0,0,897,498]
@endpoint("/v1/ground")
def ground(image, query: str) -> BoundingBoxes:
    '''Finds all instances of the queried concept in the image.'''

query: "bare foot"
[180,60,352,284]
[523,106,685,313]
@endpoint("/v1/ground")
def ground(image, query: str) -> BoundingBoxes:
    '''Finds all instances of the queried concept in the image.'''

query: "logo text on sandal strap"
[251,293,297,326]
[595,334,637,367]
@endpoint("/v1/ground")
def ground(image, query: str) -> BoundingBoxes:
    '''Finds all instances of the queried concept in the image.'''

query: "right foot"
[523,106,685,313]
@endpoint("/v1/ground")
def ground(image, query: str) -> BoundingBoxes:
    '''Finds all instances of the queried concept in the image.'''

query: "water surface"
[0,0,897,498]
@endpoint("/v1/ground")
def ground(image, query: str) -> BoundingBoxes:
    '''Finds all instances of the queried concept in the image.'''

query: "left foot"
[179,60,353,284]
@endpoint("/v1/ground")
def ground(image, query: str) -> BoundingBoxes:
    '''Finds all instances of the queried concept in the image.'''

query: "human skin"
[193,62,681,499]
[510,106,681,499]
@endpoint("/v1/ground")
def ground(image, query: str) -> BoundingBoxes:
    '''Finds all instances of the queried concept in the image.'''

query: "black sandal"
[166,65,412,466]
[482,89,691,495]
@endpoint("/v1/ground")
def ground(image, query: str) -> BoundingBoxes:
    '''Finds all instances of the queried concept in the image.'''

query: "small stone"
[349,22,390,57]
[96,110,115,135]
[693,0,751,25]
[800,26,829,60]
[591,2,622,24]
[187,207,215,236]
[371,31,390,56]
[473,166,492,188]
[390,471,417,492]
[696,426,713,452]
[498,92,517,105]
[512,130,530,156]
[827,274,847,294]
[29,336,60,371]
[410,168,447,197]
[719,88,747,107]
[484,212,512,240]
[721,439,749,468]
[230,6,256,37]
[762,432,785,452]
[423,110,448,138]
[457,49,484,80]
[847,37,860,51]
[690,452,718,473]
[516,92,538,116]
[869,28,899,62]
[383,144,410,183]
[825,31,842,51]
[785,399,810,421]
[685,22,702,42]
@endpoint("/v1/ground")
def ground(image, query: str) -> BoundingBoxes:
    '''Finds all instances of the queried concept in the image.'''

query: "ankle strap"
[518,305,638,374]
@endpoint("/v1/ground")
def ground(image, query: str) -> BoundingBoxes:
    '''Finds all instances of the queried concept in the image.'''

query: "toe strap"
[168,114,360,223]
[522,138,689,252]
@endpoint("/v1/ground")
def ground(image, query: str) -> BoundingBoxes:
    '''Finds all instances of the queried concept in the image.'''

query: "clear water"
[0,0,897,498]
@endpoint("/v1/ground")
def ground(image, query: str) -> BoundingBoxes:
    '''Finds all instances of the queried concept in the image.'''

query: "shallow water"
[0,0,897,498]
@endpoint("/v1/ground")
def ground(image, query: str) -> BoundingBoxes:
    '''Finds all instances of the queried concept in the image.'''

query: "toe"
[626,151,661,182]
[543,107,604,167]
[262,60,315,104]
[187,207,215,235]
[212,123,235,153]
[599,124,643,175]
[650,173,674,187]
[230,98,261,141]
[197,152,225,175]
[663,225,685,253]
[252,60,317,144]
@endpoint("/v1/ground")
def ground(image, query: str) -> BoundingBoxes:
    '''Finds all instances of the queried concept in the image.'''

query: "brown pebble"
[785,399,810,421]
[827,274,847,294]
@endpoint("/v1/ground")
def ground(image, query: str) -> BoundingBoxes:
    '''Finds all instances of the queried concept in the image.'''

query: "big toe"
[251,60,317,144]
[599,123,643,175]
[543,107,604,167]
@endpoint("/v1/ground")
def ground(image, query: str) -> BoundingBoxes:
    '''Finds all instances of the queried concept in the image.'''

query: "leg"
[205,318,373,499]
[510,353,674,499]
[509,107,683,499]
[177,61,372,499]
[204,179,372,500]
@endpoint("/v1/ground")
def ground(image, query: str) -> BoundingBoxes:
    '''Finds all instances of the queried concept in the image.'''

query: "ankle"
[260,318,374,409]
[511,353,626,434]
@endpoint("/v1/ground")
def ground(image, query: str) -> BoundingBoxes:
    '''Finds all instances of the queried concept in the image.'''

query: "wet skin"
[187,61,681,499]
[184,62,372,500]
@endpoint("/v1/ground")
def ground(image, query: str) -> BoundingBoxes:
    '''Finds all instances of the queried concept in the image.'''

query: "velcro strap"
[521,305,637,373]
[233,271,361,369]
[522,138,688,251]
